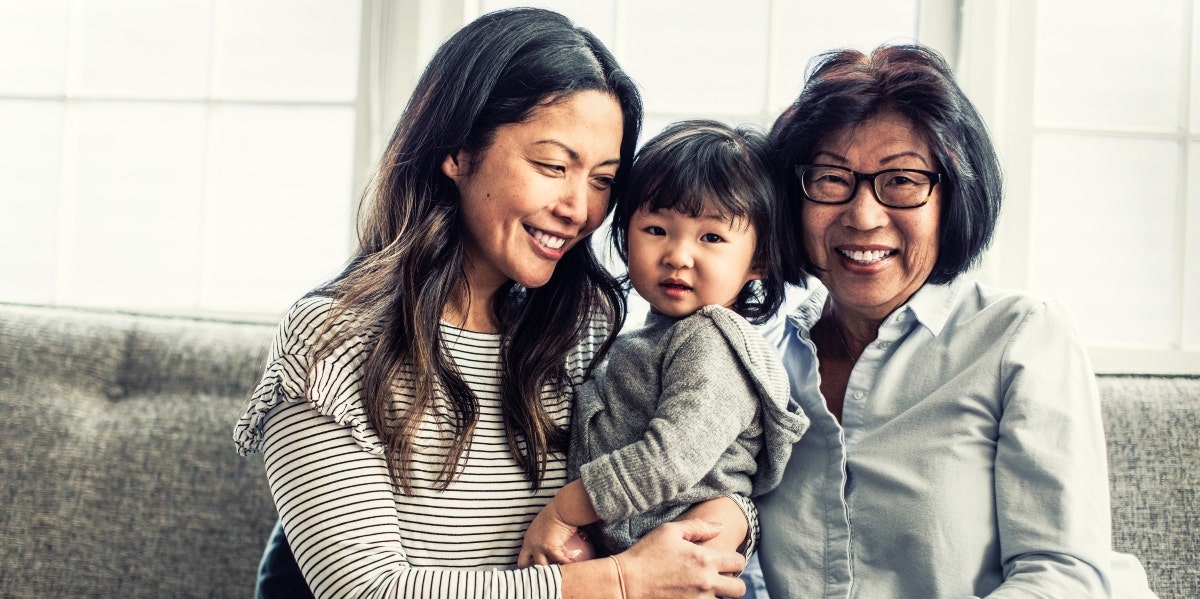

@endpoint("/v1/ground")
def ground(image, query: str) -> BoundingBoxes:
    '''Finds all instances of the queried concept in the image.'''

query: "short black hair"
[612,120,785,323]
[768,44,1003,285]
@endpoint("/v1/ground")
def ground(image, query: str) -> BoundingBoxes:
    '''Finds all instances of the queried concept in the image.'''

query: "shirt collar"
[784,276,963,337]
[901,278,961,337]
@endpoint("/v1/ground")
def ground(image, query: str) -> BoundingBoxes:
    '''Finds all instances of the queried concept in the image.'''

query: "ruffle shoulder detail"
[233,295,384,456]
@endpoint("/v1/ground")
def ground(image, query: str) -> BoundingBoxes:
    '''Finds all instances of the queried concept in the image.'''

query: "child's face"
[626,204,761,319]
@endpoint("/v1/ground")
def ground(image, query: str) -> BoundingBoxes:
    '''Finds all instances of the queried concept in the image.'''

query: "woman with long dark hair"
[234,8,748,598]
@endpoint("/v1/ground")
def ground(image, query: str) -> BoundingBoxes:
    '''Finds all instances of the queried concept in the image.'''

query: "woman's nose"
[551,178,590,225]
[840,179,888,230]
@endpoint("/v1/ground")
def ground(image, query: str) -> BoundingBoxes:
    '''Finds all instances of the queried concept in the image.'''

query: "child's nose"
[662,242,693,269]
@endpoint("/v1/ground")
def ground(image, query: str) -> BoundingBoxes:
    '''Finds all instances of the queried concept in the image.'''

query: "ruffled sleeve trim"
[233,295,384,456]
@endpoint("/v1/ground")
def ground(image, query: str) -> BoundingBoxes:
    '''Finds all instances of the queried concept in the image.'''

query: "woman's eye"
[701,233,724,243]
[883,174,917,187]
[810,170,850,186]
[593,176,614,190]
[538,162,566,175]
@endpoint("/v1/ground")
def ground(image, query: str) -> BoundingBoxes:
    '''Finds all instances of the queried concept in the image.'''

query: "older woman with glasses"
[753,44,1156,598]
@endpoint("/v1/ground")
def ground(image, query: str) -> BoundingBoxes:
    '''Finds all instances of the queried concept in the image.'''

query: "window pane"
[0,100,64,303]
[770,0,918,113]
[0,0,70,95]
[623,0,770,115]
[213,0,362,102]
[78,0,212,98]
[202,104,355,314]
[1034,0,1184,130]
[1029,133,1178,347]
[1187,143,1200,348]
[1193,5,1200,134]
[67,102,207,310]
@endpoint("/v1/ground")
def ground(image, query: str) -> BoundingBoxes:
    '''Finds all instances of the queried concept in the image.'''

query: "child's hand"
[518,501,591,566]
[561,528,597,562]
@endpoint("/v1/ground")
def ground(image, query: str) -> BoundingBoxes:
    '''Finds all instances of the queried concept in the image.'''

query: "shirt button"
[853,391,865,400]
[878,341,891,349]
[895,313,906,322]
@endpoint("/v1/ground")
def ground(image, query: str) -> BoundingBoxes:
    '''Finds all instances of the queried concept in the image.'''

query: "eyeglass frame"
[794,164,943,209]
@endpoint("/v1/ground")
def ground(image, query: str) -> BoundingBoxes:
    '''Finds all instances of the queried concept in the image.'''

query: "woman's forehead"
[815,112,933,166]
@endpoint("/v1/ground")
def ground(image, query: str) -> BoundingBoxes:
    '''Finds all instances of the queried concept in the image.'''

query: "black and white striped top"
[234,296,609,598]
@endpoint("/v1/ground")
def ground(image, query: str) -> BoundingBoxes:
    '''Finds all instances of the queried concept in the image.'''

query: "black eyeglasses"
[795,164,942,209]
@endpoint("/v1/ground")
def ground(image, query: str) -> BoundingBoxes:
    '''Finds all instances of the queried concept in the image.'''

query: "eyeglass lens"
[800,166,934,207]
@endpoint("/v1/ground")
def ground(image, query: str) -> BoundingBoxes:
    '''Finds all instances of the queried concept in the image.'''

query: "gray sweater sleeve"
[579,309,763,522]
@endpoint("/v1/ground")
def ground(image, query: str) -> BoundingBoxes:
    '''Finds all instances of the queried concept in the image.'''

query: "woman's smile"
[836,246,897,265]
[527,225,569,251]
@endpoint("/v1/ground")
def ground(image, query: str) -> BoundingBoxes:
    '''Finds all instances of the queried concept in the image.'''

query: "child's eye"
[642,226,666,236]
[701,233,725,243]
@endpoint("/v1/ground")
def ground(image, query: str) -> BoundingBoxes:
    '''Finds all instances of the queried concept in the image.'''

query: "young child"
[519,120,810,567]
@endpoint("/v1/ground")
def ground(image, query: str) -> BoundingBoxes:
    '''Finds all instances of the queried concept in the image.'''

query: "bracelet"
[608,555,628,599]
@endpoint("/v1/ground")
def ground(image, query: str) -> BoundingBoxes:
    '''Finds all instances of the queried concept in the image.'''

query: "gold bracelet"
[608,555,628,599]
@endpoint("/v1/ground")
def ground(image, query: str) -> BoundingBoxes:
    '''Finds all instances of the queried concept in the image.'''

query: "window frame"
[957,0,1199,374]
[10,0,1191,372]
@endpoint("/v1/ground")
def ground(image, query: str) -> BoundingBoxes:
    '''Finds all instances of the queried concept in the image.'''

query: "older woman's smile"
[837,247,897,265]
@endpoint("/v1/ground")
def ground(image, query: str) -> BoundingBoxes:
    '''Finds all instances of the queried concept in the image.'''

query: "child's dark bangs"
[643,155,751,221]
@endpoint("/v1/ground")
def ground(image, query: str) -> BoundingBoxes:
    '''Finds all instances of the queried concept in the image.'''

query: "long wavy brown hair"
[308,8,640,492]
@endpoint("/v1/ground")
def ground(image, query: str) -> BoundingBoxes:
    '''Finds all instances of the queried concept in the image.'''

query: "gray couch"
[0,302,1197,598]
[0,303,276,598]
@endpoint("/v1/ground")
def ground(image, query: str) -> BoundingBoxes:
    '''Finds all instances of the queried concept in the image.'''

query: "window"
[476,0,931,139]
[3,0,1191,373]
[0,0,362,316]
[960,0,1199,373]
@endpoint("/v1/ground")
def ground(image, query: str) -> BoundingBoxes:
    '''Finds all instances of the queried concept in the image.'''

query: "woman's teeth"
[839,249,891,264]
[530,227,567,249]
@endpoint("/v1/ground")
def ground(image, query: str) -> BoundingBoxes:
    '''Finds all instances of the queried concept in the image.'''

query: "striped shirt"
[234,296,608,598]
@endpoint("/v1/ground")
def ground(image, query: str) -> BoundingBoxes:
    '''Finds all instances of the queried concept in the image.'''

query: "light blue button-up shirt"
[756,278,1122,598]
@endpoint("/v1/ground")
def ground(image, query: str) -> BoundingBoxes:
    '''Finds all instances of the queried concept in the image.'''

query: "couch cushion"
[0,303,279,598]
[1100,374,1200,599]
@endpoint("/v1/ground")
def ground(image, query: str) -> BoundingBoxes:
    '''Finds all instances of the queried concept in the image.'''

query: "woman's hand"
[678,496,750,559]
[624,519,747,598]
[561,518,747,599]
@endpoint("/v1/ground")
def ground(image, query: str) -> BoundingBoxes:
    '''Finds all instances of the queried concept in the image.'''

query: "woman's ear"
[441,149,467,181]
